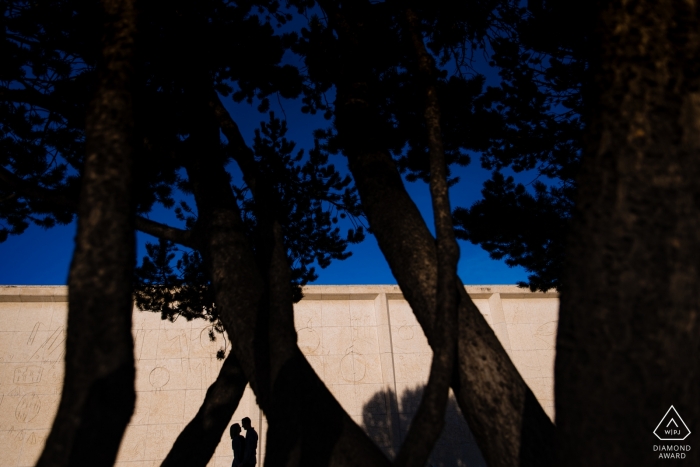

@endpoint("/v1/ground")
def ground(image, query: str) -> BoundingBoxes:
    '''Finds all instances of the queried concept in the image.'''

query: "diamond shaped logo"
[654,406,691,441]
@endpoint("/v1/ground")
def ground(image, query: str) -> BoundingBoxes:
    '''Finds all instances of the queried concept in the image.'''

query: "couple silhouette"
[230,417,258,467]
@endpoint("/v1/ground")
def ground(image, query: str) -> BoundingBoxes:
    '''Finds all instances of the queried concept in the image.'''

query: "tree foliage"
[1,0,578,291]
[453,1,587,291]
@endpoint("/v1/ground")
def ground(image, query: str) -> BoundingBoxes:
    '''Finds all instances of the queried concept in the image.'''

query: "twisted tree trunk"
[394,8,460,467]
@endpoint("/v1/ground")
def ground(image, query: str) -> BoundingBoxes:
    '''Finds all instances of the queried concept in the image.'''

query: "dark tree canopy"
[3,2,697,467]
[0,1,572,465]
[452,1,588,291]
[1,0,579,292]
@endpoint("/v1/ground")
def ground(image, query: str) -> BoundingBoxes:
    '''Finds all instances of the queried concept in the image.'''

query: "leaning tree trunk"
[393,8,460,467]
[556,1,700,465]
[36,1,137,467]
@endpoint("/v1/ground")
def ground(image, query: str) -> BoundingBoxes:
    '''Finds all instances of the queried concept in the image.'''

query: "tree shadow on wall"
[361,386,487,467]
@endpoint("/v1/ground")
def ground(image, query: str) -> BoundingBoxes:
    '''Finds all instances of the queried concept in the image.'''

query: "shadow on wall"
[361,386,487,467]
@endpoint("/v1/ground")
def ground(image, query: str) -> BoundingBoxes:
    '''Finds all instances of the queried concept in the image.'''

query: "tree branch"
[394,8,459,467]
[0,165,74,208]
[208,91,260,195]
[0,86,58,111]
[135,217,197,248]
[0,166,196,247]
[0,84,86,126]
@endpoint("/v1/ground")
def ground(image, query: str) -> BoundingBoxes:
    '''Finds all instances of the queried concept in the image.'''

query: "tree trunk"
[556,1,700,465]
[183,102,391,467]
[394,8,460,467]
[36,1,137,467]
[160,351,248,467]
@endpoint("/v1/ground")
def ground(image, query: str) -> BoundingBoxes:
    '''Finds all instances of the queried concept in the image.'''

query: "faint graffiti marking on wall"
[131,404,150,425]
[535,321,557,345]
[0,353,14,362]
[30,327,65,363]
[14,366,43,384]
[161,331,189,358]
[297,327,321,354]
[187,359,208,390]
[27,322,41,345]
[15,394,41,423]
[130,439,146,457]
[341,352,366,383]
[351,327,376,354]
[133,329,146,361]
[198,326,220,353]
[398,326,414,340]
[149,367,170,389]
[9,426,26,442]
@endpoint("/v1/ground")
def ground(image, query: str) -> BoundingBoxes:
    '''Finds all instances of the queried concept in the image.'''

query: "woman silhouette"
[230,423,246,467]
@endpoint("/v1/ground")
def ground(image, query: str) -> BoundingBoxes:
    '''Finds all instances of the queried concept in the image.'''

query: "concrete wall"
[0,285,558,467]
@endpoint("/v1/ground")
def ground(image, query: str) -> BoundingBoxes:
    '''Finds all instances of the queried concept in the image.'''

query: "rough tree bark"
[394,8,460,467]
[36,1,137,466]
[258,221,309,467]
[160,351,248,467]
[183,99,391,467]
[237,98,379,464]
[322,3,556,466]
[341,107,555,467]
[556,1,700,465]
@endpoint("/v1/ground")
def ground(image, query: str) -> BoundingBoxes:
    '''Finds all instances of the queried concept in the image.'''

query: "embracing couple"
[230,417,258,467]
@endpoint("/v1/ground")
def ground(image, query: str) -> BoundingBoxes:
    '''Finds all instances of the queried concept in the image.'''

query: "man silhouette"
[241,417,258,466]
[230,423,245,467]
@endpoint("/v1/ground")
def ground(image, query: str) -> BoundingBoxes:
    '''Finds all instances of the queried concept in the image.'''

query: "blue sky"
[0,170,528,286]
[0,100,529,286]
[0,98,529,286]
